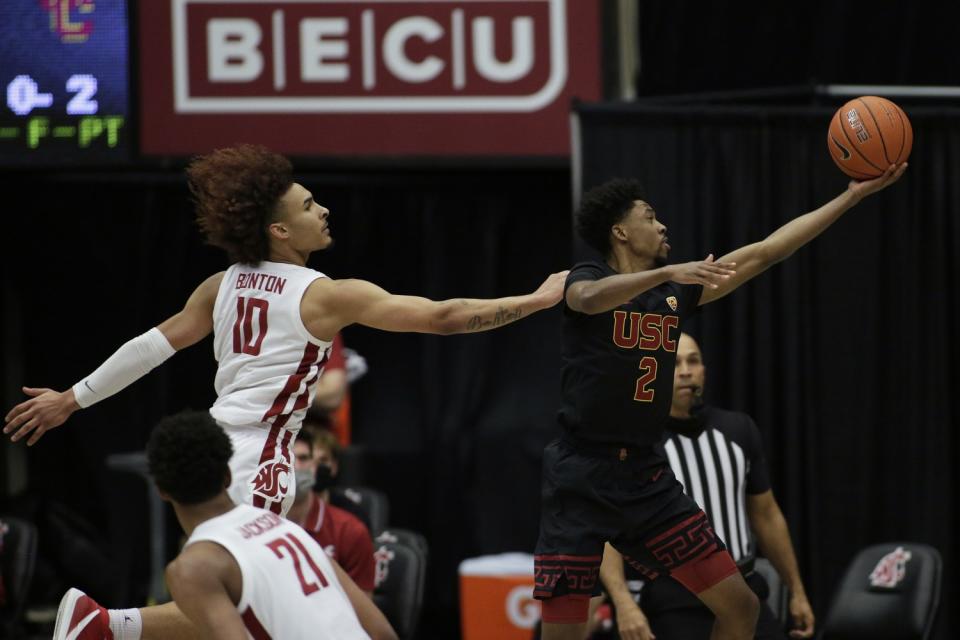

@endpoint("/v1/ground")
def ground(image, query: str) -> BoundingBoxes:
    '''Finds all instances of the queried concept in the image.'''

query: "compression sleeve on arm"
[71,327,176,408]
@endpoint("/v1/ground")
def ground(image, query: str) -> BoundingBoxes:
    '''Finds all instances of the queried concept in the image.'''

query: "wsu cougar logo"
[374,545,395,588]
[251,460,291,500]
[869,546,912,589]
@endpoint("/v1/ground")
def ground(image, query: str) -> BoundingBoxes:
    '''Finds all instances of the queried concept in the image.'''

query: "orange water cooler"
[459,553,539,640]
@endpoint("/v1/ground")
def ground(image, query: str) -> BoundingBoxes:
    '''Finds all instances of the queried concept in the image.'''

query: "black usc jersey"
[558,261,702,447]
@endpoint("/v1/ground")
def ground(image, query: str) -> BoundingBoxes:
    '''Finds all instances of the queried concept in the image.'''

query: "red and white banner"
[139,0,601,157]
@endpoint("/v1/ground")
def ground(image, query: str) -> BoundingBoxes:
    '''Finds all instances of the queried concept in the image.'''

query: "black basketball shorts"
[533,437,735,601]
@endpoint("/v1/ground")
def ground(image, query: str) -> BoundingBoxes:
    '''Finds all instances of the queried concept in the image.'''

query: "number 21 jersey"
[211,261,333,428]
[186,504,369,639]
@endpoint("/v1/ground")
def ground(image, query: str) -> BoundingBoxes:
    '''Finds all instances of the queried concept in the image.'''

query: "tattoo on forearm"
[466,306,523,331]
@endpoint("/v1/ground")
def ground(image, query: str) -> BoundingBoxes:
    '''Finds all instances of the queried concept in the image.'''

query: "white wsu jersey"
[211,261,332,428]
[186,504,369,640]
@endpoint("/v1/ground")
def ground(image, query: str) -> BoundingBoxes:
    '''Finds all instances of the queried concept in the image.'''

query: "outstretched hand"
[534,270,570,307]
[669,255,737,289]
[3,387,78,446]
[848,163,908,200]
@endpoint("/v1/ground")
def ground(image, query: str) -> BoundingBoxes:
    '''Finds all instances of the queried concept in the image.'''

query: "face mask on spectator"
[314,462,335,492]
[295,467,315,495]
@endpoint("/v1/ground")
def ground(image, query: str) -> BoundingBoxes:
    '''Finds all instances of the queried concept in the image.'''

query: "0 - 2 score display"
[4,74,124,149]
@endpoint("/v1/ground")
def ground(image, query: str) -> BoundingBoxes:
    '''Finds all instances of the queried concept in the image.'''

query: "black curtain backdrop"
[3,167,571,637]
[576,102,959,637]
[637,0,960,96]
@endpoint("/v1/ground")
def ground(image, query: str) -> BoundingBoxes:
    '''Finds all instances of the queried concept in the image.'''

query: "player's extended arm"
[3,272,223,446]
[304,271,569,338]
[700,163,908,305]
[165,545,249,640]
[747,491,815,639]
[599,542,657,640]
[566,258,736,315]
[330,559,398,640]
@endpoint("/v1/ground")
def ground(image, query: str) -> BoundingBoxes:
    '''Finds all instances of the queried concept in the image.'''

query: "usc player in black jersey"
[535,164,906,640]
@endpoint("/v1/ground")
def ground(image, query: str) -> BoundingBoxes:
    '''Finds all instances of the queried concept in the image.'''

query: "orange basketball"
[827,96,913,179]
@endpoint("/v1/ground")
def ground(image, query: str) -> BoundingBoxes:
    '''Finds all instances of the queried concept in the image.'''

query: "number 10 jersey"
[210,261,333,428]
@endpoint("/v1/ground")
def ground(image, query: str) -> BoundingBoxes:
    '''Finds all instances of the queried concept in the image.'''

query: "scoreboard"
[0,0,130,165]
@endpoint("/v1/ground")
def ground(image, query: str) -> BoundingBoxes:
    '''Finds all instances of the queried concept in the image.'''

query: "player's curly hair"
[187,145,294,265]
[576,178,648,257]
[147,410,233,505]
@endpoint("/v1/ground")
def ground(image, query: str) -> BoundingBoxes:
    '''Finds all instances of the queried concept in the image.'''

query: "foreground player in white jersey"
[5,145,567,639]
[54,410,396,640]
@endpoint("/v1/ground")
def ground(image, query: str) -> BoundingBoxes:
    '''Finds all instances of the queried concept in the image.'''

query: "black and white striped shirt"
[660,406,771,564]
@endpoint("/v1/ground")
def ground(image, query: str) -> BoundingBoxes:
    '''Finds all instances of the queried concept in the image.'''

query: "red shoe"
[53,588,114,640]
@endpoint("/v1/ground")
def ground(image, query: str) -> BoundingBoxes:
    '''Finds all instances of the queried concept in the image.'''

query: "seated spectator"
[287,427,376,597]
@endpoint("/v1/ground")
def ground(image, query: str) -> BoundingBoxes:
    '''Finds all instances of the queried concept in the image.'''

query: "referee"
[600,333,815,639]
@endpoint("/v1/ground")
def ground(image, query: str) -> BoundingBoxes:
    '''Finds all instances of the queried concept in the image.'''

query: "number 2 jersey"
[210,261,333,428]
[559,261,702,447]
[185,504,369,639]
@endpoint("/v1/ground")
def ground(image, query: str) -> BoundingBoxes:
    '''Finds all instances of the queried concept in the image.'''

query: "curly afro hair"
[187,145,293,265]
[147,410,233,505]
[576,178,648,257]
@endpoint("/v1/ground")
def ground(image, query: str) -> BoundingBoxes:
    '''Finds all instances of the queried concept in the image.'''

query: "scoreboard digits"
[4,74,123,149]
[8,74,99,118]
[0,0,130,165]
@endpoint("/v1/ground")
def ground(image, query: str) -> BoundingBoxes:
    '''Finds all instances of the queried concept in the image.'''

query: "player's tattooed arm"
[304,271,567,336]
[465,306,523,331]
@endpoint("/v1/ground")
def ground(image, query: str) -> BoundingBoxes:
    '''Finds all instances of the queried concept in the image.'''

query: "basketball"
[827,96,913,179]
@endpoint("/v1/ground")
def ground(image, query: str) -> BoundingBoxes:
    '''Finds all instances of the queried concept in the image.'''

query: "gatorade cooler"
[459,553,539,640]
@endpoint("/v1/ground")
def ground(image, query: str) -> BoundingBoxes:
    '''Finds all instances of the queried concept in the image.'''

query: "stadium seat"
[373,539,426,640]
[0,516,38,639]
[376,528,429,562]
[820,542,942,640]
[376,528,428,610]
[330,486,390,537]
